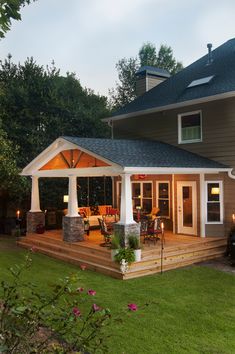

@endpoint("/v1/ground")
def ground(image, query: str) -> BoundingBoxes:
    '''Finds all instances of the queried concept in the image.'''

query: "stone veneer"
[114,222,140,247]
[27,211,45,233]
[63,216,84,242]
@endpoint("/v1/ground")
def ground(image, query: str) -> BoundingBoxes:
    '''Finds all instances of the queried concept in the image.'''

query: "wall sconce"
[63,195,69,203]
[232,214,235,224]
[211,187,220,195]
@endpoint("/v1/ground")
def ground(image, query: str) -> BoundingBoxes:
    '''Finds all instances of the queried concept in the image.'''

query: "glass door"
[177,181,197,235]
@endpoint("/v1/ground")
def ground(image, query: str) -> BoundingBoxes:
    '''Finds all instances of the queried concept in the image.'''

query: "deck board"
[17,230,227,280]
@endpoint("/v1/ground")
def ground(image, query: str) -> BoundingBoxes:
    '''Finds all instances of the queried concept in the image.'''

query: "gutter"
[102,90,235,123]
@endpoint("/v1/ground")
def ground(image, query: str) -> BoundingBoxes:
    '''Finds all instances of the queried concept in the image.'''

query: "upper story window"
[178,110,202,144]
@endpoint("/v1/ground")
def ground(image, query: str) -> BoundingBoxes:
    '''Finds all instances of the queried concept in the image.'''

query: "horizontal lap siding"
[114,97,235,168]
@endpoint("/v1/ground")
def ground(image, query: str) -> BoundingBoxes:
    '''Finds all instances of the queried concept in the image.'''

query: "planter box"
[134,249,141,262]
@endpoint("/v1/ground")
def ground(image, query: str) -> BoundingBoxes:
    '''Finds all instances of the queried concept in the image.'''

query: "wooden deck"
[17,230,227,280]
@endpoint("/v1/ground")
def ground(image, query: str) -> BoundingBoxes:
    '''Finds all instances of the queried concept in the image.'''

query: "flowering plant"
[0,253,111,353]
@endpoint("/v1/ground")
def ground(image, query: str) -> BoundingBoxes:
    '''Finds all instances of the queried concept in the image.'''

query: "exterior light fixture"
[211,187,220,195]
[63,195,69,203]
[232,214,235,224]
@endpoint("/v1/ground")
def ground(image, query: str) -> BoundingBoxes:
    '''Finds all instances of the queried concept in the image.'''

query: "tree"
[156,44,183,75]
[109,57,139,110]
[0,121,29,200]
[139,42,157,67]
[0,0,36,39]
[0,55,111,214]
[0,55,110,167]
[109,42,183,110]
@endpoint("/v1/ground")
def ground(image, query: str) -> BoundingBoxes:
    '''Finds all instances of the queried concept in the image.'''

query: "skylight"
[187,75,214,88]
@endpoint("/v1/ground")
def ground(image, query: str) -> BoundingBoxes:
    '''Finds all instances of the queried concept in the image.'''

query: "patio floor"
[17,229,227,279]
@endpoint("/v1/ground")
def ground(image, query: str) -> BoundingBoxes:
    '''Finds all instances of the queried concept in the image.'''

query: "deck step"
[17,234,227,280]
[18,241,122,279]
[142,239,227,260]
[18,238,118,270]
[124,251,225,279]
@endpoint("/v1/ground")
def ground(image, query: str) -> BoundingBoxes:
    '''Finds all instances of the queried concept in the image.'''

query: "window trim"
[156,181,170,218]
[132,181,153,211]
[205,180,224,225]
[178,110,202,144]
[116,180,153,211]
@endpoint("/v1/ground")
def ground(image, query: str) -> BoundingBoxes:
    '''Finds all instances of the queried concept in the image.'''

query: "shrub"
[128,235,140,250]
[0,253,111,353]
[110,234,120,249]
[114,248,135,264]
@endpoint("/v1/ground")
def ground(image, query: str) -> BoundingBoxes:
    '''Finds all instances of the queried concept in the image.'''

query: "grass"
[1,237,235,354]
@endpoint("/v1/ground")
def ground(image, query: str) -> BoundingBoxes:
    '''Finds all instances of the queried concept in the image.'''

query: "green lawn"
[1,238,235,354]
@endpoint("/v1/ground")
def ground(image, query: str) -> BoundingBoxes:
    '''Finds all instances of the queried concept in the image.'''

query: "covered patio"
[19,136,229,277]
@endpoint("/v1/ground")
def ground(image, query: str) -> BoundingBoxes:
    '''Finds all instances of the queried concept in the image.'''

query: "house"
[102,38,235,239]
[19,39,235,276]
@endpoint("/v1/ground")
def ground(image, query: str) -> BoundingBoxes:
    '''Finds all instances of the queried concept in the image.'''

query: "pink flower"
[77,287,84,292]
[72,307,81,317]
[30,246,37,253]
[92,303,100,312]
[128,303,138,311]
[80,264,86,271]
[87,289,96,296]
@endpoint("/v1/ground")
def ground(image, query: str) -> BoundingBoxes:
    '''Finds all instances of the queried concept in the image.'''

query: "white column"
[119,173,135,224]
[30,176,41,212]
[200,173,206,237]
[67,175,79,217]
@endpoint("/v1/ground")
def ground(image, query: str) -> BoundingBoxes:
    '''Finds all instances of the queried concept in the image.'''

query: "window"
[156,181,170,217]
[206,181,223,224]
[117,181,152,213]
[178,111,202,144]
[132,182,152,213]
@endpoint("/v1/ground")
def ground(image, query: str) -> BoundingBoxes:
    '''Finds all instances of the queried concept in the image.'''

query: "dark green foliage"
[109,42,183,110]
[0,56,110,168]
[114,248,135,264]
[128,235,140,250]
[0,1,37,39]
[0,55,111,212]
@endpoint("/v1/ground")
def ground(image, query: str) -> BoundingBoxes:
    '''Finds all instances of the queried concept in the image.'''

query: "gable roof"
[63,136,228,170]
[109,38,235,120]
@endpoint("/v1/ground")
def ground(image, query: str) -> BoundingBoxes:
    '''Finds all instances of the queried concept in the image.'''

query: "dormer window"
[178,110,202,144]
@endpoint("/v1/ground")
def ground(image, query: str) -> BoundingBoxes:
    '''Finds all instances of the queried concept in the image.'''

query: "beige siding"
[114,96,235,169]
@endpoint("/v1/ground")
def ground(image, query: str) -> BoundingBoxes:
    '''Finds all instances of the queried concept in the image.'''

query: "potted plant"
[110,235,120,261]
[128,235,141,262]
[114,247,135,264]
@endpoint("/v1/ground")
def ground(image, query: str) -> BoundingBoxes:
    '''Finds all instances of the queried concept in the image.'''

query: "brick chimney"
[135,66,170,96]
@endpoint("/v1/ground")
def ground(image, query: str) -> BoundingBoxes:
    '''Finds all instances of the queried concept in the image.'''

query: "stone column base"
[114,222,140,247]
[63,216,84,242]
[27,211,45,233]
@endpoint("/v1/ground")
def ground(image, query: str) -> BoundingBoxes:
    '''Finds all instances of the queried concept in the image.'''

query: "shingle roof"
[63,136,228,169]
[113,38,235,117]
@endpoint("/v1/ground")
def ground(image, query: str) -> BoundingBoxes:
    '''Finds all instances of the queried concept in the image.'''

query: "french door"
[177,181,197,235]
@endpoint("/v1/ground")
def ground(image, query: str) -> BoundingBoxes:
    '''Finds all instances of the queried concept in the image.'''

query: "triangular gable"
[21,137,122,176]
[40,149,109,170]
